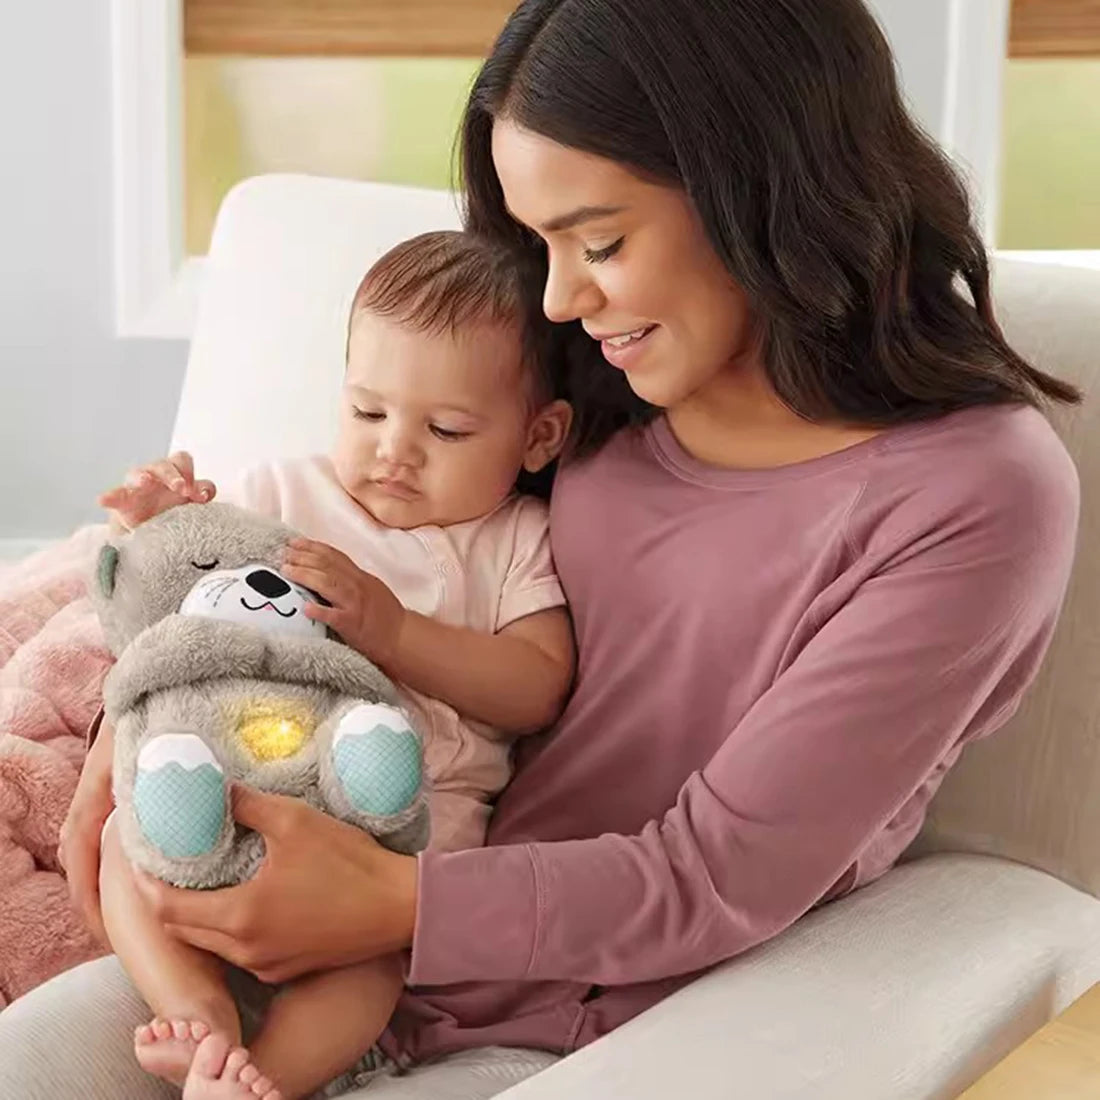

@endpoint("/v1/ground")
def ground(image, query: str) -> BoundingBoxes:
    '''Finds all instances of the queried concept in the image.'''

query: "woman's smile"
[588,324,660,370]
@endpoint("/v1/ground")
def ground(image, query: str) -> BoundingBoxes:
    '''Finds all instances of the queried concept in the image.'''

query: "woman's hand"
[134,785,419,984]
[57,718,116,945]
[98,450,216,531]
[282,538,406,666]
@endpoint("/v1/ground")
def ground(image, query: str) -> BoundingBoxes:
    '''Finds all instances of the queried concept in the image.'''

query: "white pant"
[0,955,558,1099]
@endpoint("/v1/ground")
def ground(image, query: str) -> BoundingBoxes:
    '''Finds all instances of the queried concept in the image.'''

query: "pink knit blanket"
[0,527,113,1006]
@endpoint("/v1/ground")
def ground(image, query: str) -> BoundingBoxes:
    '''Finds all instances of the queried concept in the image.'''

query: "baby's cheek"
[466,451,513,501]
[332,451,370,497]
[335,426,372,462]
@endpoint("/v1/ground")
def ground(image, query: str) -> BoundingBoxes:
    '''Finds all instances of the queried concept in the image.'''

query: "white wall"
[868,0,1011,239]
[871,0,957,134]
[0,0,187,541]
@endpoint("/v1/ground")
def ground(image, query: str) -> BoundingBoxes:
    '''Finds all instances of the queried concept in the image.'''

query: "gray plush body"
[91,503,429,888]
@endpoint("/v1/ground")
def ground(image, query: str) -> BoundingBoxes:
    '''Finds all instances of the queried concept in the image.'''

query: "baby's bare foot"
[184,1033,283,1100]
[135,1017,211,1086]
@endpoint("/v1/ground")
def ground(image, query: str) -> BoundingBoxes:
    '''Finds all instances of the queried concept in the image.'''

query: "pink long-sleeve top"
[381,402,1079,1064]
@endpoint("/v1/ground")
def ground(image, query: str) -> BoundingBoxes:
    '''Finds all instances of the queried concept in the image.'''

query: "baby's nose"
[246,569,291,599]
[378,425,422,466]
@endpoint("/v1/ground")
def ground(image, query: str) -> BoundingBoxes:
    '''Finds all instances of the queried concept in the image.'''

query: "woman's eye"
[353,408,384,422]
[191,559,219,571]
[430,425,472,442]
[583,237,625,265]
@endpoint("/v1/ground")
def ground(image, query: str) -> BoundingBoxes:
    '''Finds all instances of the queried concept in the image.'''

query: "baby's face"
[333,311,539,529]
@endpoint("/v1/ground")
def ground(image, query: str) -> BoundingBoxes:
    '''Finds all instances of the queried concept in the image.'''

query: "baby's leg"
[100,813,242,1087]
[242,954,404,1100]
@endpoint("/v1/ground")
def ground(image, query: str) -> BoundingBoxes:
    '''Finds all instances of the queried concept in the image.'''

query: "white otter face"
[178,563,326,641]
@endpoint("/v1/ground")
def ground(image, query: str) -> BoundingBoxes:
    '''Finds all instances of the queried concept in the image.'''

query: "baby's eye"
[430,425,473,442]
[353,408,384,422]
[191,559,219,571]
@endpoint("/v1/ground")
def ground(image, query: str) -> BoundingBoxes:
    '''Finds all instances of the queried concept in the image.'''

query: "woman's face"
[491,119,755,410]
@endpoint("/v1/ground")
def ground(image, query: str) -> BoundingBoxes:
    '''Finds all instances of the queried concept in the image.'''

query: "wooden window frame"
[184,0,1100,60]
[1009,0,1100,58]
[184,0,518,57]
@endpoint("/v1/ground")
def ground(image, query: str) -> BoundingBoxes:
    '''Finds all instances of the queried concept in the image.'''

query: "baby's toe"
[189,1032,231,1081]
[223,1047,251,1083]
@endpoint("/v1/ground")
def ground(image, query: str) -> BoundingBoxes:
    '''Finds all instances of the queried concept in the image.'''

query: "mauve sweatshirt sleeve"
[408,448,1079,987]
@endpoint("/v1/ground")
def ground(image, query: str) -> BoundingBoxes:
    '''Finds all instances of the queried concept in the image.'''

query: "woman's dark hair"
[460,0,1079,457]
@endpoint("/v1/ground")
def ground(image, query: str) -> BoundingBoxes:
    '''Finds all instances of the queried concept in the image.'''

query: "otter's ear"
[96,544,120,599]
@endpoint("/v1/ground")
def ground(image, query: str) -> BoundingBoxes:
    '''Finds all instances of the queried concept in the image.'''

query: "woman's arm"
[407,461,1080,987]
[58,715,116,944]
[137,785,419,984]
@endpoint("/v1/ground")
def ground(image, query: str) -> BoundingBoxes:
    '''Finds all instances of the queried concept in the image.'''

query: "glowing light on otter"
[237,709,311,761]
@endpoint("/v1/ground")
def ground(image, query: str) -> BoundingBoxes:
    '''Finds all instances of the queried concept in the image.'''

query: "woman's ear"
[523,400,573,473]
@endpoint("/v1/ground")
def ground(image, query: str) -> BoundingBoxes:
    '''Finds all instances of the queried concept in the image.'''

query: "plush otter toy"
[89,502,429,888]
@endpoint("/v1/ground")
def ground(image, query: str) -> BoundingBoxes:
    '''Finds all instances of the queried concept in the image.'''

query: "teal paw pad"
[133,734,226,859]
[333,704,422,816]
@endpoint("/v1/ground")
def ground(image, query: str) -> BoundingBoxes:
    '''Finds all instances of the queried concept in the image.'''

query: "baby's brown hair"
[349,230,557,404]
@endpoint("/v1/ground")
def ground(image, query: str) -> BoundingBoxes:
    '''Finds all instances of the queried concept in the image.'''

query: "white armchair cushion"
[500,855,1100,1099]
[172,175,460,486]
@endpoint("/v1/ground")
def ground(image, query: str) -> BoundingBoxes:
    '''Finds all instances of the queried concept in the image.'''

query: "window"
[1001,0,1100,248]
[113,0,1100,340]
[183,1,514,254]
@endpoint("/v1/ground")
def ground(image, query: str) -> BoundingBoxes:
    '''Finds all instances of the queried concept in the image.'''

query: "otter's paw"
[330,704,422,816]
[133,734,226,859]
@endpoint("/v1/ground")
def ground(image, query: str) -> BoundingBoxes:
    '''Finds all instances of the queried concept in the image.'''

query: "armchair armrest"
[499,855,1100,1100]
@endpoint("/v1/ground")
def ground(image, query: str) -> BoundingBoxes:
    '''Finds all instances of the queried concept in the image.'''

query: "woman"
[0,0,1079,1096]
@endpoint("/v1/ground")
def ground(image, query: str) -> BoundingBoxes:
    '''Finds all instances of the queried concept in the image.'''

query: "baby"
[96,231,576,1100]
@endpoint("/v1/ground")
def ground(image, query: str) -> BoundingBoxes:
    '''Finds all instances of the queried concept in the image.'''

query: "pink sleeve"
[408,459,1078,986]
[495,497,565,632]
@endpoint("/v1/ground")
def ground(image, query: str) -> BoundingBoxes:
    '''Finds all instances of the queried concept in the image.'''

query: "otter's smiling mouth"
[240,597,297,618]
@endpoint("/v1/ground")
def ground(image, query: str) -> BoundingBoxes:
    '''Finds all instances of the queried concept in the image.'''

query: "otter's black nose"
[245,569,291,599]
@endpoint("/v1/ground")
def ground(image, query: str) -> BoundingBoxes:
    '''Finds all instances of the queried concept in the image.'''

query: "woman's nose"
[543,257,604,324]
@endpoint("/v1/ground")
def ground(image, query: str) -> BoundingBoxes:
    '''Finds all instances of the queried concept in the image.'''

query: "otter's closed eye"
[191,559,219,571]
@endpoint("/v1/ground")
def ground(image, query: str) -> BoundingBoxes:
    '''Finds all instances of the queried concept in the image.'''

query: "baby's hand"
[282,538,406,665]
[98,451,216,531]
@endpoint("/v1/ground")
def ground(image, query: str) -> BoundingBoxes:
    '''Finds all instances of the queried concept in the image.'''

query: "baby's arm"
[284,538,575,736]
[385,605,575,737]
